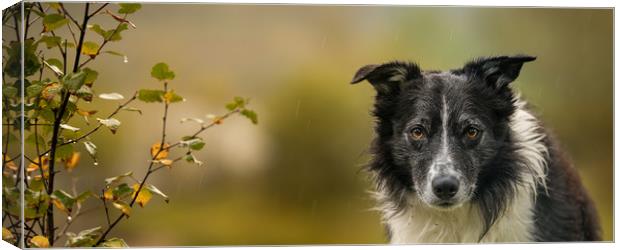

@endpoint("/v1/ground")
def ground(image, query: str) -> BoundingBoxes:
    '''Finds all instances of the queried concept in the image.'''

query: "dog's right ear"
[351,61,421,94]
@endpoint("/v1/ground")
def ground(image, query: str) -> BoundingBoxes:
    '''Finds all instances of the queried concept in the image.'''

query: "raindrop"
[123,56,129,63]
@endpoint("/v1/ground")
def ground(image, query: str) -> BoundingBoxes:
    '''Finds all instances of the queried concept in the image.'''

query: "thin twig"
[102,190,111,226]
[94,108,241,245]
[79,13,128,69]
[59,3,80,29]
[88,3,109,18]
[39,92,138,158]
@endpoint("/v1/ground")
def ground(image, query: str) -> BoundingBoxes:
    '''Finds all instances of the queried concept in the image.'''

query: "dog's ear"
[351,61,421,94]
[461,55,536,89]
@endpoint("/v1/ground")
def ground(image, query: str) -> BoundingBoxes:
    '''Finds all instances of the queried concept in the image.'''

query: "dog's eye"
[410,127,425,140]
[466,127,480,140]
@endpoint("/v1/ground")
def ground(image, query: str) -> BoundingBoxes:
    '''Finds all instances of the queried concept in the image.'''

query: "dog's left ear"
[462,55,536,89]
[351,61,421,94]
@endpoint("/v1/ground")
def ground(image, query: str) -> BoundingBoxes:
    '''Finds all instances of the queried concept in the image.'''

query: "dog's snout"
[432,175,459,200]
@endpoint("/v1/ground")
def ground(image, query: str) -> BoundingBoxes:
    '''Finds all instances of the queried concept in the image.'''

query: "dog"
[351,55,601,243]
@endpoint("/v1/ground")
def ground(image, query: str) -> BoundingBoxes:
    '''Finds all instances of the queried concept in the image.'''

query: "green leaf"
[112,183,133,200]
[184,153,204,166]
[98,237,128,247]
[43,60,64,76]
[97,118,121,134]
[43,14,69,32]
[180,138,204,150]
[104,171,133,186]
[36,35,62,49]
[26,134,46,149]
[23,189,50,219]
[39,108,56,122]
[63,71,87,91]
[137,89,165,103]
[88,24,107,37]
[47,58,64,73]
[147,185,169,203]
[225,96,247,111]
[56,144,74,160]
[190,140,205,150]
[29,179,46,192]
[118,3,142,14]
[83,67,99,85]
[151,63,175,81]
[89,23,128,42]
[5,39,41,77]
[240,109,258,124]
[26,83,44,98]
[2,85,18,98]
[107,23,129,41]
[65,226,102,247]
[81,41,100,57]
[76,191,95,204]
[51,189,76,214]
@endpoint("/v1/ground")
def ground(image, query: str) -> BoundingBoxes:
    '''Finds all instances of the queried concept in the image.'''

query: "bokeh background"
[12,3,615,245]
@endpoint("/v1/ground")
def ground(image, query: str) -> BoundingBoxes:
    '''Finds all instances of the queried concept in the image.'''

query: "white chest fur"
[387,184,536,243]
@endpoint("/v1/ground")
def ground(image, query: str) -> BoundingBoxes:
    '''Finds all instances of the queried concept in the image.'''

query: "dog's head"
[352,55,536,210]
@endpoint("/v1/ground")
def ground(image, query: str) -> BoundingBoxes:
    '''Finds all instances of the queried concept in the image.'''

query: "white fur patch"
[376,95,549,243]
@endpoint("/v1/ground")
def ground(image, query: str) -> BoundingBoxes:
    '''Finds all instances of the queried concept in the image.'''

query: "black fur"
[353,55,601,242]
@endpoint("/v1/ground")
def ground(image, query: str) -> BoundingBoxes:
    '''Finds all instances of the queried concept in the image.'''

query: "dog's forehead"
[422,71,468,88]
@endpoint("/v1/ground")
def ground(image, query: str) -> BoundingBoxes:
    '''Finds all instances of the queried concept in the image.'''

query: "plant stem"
[45,3,90,246]
[78,13,127,69]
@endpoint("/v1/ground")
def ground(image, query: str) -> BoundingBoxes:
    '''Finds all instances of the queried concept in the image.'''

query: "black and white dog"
[351,55,601,243]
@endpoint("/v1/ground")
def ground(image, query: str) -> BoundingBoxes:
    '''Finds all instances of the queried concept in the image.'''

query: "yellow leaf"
[4,155,17,171]
[51,199,68,213]
[27,156,50,172]
[30,235,50,248]
[28,156,50,180]
[2,227,14,242]
[132,184,152,208]
[76,109,98,116]
[112,201,131,217]
[150,143,169,160]
[41,82,61,100]
[103,189,113,200]
[163,91,173,104]
[63,152,81,172]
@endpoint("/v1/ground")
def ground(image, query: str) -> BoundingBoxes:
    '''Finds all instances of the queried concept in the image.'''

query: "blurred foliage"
[2,3,613,246]
[2,2,257,247]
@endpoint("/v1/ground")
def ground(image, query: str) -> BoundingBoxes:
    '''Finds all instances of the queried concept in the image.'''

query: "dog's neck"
[385,183,536,243]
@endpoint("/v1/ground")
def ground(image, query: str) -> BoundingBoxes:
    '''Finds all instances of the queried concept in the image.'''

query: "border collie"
[351,55,601,243]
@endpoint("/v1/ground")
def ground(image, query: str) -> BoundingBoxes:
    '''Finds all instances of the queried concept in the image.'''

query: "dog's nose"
[432,176,459,200]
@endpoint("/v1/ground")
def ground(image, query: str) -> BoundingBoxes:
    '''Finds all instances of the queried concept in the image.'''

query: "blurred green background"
[24,4,614,245]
